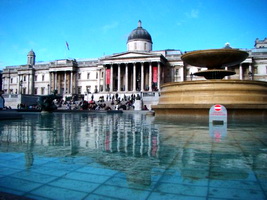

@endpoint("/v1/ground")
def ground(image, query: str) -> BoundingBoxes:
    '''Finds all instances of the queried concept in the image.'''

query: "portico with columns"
[48,59,78,96]
[101,52,166,94]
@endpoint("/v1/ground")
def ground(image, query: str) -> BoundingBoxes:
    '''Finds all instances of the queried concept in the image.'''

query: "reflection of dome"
[27,49,35,56]
[127,20,152,43]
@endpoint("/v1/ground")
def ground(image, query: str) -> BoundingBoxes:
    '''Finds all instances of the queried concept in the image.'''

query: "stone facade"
[1,21,267,107]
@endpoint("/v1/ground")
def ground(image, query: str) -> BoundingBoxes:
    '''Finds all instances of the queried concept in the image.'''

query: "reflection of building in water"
[0,113,160,186]
[0,113,159,158]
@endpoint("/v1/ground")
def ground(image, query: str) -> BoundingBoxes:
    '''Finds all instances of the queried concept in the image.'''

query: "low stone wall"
[2,94,39,109]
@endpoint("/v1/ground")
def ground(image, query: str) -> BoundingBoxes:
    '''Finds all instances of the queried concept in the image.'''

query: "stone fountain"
[152,46,267,117]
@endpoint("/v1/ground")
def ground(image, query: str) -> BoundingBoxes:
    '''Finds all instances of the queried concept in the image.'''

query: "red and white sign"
[153,66,158,82]
[106,69,110,84]
[209,104,227,123]
[214,104,222,111]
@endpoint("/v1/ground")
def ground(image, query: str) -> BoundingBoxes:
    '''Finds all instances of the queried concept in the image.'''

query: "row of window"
[78,72,104,80]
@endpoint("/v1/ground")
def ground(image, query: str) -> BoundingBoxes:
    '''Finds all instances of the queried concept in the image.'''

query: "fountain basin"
[181,49,249,68]
[152,80,267,116]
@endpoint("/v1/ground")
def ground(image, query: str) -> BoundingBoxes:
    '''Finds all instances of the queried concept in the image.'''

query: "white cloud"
[186,9,199,19]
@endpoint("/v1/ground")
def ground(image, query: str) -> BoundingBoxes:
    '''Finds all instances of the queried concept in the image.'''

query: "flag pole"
[65,41,70,59]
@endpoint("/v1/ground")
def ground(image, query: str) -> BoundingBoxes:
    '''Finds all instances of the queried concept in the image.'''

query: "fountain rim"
[161,79,267,88]
[181,48,249,68]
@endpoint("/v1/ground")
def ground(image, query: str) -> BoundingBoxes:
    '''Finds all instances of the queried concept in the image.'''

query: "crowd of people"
[57,94,148,111]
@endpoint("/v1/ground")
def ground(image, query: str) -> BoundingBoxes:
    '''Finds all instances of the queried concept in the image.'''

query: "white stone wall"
[127,40,152,52]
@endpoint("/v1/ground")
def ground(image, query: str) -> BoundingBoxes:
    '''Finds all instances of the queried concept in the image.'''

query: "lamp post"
[47,84,50,94]
[19,80,23,94]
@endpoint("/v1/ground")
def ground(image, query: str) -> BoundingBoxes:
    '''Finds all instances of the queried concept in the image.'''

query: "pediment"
[106,51,159,59]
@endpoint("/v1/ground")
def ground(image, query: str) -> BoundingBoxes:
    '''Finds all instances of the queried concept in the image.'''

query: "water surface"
[0,113,266,200]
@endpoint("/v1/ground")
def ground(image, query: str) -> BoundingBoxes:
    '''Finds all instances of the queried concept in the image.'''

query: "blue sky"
[0,0,266,70]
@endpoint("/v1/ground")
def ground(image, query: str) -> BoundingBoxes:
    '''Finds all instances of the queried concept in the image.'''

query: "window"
[10,78,13,84]
[175,69,179,76]
[96,72,98,79]
[78,86,82,94]
[134,42,137,50]
[78,73,81,79]
[144,43,147,50]
[101,72,104,78]
[24,76,26,81]
[87,73,90,79]
[35,75,37,81]
[42,75,45,81]
[41,87,45,95]
[34,88,38,95]
[86,86,91,93]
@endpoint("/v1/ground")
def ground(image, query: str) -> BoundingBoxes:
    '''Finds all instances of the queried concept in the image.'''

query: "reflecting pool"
[0,112,266,200]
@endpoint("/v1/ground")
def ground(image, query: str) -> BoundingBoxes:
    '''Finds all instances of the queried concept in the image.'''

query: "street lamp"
[47,84,50,94]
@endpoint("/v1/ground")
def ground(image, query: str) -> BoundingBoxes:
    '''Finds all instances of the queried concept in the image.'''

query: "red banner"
[106,69,110,84]
[153,66,158,82]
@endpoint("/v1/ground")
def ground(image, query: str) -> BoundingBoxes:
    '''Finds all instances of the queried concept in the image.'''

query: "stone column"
[181,66,185,82]
[239,64,243,80]
[133,63,136,92]
[110,64,113,92]
[125,64,129,92]
[118,64,121,92]
[225,66,229,80]
[55,72,58,90]
[64,71,67,95]
[249,63,253,80]
[97,70,100,92]
[103,67,106,92]
[70,72,73,94]
[29,73,33,95]
[149,62,152,92]
[51,73,54,91]
[7,74,10,94]
[48,72,51,94]
[141,62,144,91]
[17,76,20,94]
[157,62,161,91]
[27,74,29,94]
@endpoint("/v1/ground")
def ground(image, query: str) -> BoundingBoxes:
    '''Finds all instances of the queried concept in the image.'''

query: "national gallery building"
[1,21,267,106]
